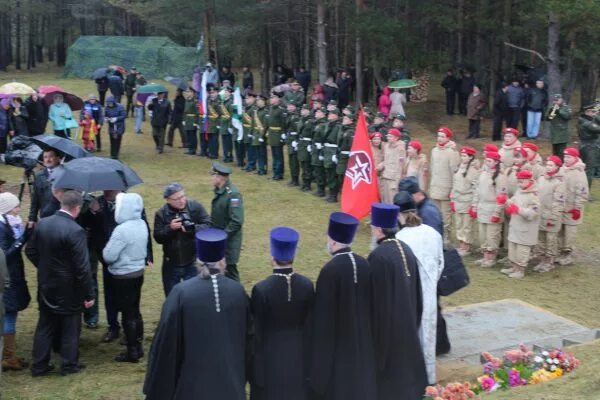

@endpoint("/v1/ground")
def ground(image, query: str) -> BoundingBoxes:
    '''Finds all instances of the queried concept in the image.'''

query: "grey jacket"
[103,193,148,276]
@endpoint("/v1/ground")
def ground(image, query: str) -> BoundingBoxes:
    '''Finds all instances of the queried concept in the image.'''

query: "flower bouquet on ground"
[423,345,580,398]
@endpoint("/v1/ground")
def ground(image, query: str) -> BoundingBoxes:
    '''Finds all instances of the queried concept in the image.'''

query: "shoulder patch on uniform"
[230,198,240,207]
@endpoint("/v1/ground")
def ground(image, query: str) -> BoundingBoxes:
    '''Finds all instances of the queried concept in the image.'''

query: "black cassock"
[368,238,428,400]
[250,268,315,400]
[308,247,377,400]
[143,274,250,400]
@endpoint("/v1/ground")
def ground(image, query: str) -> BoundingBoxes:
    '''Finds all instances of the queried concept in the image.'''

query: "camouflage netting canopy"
[63,36,204,80]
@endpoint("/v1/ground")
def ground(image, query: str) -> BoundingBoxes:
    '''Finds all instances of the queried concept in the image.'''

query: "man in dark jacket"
[80,95,104,152]
[458,70,475,115]
[108,75,124,104]
[95,77,109,106]
[104,96,126,160]
[25,93,48,135]
[166,89,186,148]
[219,66,236,87]
[441,69,457,115]
[154,182,211,296]
[506,78,525,129]
[526,79,548,139]
[336,71,352,109]
[294,66,311,98]
[28,149,62,227]
[492,82,509,141]
[124,67,138,117]
[26,190,95,377]
[242,66,254,94]
[148,92,172,154]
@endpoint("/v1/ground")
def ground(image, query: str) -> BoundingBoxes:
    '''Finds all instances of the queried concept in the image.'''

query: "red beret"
[564,147,580,158]
[514,146,528,157]
[437,126,454,138]
[516,169,533,180]
[503,127,520,137]
[387,128,401,138]
[408,140,422,153]
[485,151,501,161]
[522,142,539,152]
[484,144,499,153]
[369,132,383,139]
[460,146,477,156]
[547,155,563,167]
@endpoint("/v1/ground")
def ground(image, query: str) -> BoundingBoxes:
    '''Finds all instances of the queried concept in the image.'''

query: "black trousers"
[112,275,143,335]
[54,129,68,138]
[445,91,456,115]
[109,134,122,159]
[208,133,219,158]
[0,135,7,154]
[102,262,120,331]
[436,299,451,355]
[468,119,481,138]
[98,90,107,106]
[32,306,82,374]
[235,140,246,167]
[552,143,567,161]
[458,93,469,115]
[492,113,505,141]
[507,108,521,128]
[186,128,198,153]
[167,121,186,146]
[96,126,102,150]
[199,131,209,156]
[152,126,167,152]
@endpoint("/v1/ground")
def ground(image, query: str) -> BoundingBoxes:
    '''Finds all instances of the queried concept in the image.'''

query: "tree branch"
[503,42,547,63]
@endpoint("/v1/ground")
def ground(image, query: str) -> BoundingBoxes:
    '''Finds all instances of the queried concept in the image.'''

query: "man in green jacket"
[207,88,221,159]
[323,109,342,203]
[243,93,257,172]
[546,94,572,159]
[337,112,355,192]
[183,89,200,155]
[297,105,314,191]
[577,104,600,188]
[285,102,301,186]
[210,162,244,280]
[311,108,328,197]
[219,88,234,163]
[266,93,286,180]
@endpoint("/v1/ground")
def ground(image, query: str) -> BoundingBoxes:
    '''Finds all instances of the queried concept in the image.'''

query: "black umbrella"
[53,157,143,192]
[164,76,189,91]
[31,134,89,160]
[92,67,110,80]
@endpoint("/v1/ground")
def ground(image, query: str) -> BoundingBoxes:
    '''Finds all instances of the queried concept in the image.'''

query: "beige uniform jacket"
[560,160,589,226]
[451,160,481,213]
[429,141,460,200]
[507,184,541,246]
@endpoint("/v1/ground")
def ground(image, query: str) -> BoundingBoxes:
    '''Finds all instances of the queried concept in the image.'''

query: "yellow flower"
[554,367,564,377]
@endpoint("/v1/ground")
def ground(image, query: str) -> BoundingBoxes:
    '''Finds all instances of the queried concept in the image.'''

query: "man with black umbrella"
[28,149,62,228]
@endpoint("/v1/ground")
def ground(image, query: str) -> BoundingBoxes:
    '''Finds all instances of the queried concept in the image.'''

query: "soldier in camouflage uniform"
[183,89,200,155]
[323,109,342,203]
[206,88,221,159]
[297,105,314,191]
[326,100,338,112]
[337,111,355,192]
[283,80,305,106]
[389,112,411,144]
[243,93,257,172]
[577,104,600,189]
[368,112,388,138]
[311,108,328,197]
[254,95,269,175]
[266,93,286,180]
[285,102,301,186]
[219,87,234,163]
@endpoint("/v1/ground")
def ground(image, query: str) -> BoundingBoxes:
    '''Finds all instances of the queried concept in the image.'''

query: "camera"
[177,212,196,231]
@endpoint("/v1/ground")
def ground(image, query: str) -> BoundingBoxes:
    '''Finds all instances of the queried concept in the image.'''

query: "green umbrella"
[137,83,168,94]
[388,79,418,89]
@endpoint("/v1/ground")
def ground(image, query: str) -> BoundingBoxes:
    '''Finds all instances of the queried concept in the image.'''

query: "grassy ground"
[1,65,600,399]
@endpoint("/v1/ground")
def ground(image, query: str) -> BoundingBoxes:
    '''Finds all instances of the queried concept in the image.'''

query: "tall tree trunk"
[205,0,217,63]
[261,24,271,92]
[303,0,310,69]
[456,0,464,64]
[355,0,364,105]
[28,13,35,69]
[500,0,511,73]
[15,0,22,70]
[546,11,561,99]
[316,0,328,83]
[580,67,599,110]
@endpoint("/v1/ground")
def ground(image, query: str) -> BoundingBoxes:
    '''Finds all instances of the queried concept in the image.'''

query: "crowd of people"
[0,63,598,399]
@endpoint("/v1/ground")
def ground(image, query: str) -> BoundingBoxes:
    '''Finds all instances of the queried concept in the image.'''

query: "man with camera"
[154,182,211,296]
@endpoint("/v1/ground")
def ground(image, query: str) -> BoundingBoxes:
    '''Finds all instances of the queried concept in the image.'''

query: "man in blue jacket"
[104,96,126,160]
[397,176,444,237]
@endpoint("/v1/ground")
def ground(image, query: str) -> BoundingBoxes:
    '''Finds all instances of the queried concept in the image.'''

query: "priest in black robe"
[250,226,315,400]
[307,212,377,400]
[368,203,428,400]
[143,228,251,400]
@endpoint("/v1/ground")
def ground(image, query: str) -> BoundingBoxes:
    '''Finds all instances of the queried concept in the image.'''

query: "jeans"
[161,261,198,296]
[271,145,284,178]
[134,106,144,133]
[526,111,542,138]
[3,311,17,334]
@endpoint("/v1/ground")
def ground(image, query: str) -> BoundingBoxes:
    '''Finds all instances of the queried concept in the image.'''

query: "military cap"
[223,87,233,93]
[363,106,371,113]
[392,113,406,121]
[328,100,338,105]
[328,109,341,116]
[301,104,310,110]
[315,107,327,114]
[257,94,268,101]
[289,79,300,85]
[583,103,597,111]
[344,105,355,113]
[343,112,356,120]
[212,162,232,176]
[553,93,562,100]
[270,91,283,98]
[246,91,256,98]
[375,112,386,119]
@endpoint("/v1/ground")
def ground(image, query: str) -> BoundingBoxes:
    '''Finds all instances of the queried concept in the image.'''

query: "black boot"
[115,321,140,363]
[136,317,144,359]
[326,190,338,203]
[314,187,326,197]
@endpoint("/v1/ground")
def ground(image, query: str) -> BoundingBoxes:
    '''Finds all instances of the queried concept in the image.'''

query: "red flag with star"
[341,109,380,219]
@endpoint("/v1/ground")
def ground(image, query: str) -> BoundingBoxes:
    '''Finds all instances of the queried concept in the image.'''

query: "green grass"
[1,65,600,399]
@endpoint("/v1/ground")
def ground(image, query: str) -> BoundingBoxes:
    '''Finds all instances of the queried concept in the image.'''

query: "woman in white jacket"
[103,192,148,363]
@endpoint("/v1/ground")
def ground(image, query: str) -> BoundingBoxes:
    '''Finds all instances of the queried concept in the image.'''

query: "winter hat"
[387,128,401,138]
[437,126,454,138]
[547,155,563,167]
[0,192,20,214]
[460,146,477,156]
[564,147,580,158]
[516,170,533,180]
[393,190,416,212]
[369,132,383,140]
[485,152,501,161]
[408,140,422,153]
[503,127,520,137]
[484,144,499,153]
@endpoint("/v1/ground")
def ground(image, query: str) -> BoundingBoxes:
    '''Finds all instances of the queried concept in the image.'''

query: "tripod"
[18,168,35,202]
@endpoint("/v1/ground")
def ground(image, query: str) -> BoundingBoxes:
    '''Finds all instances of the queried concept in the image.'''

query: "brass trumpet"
[548,104,559,120]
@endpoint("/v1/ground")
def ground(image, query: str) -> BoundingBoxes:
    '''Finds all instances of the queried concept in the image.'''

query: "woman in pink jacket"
[378,87,392,118]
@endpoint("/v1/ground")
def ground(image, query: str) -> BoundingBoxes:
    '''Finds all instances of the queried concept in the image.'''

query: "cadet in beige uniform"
[378,128,406,203]
[534,155,565,273]
[501,169,541,279]
[371,132,385,198]
[521,142,545,179]
[557,147,589,266]
[450,146,481,256]
[404,140,429,191]
[472,151,507,267]
[429,126,460,241]
[499,127,522,170]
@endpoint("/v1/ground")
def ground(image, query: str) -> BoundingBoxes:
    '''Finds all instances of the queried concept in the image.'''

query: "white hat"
[0,192,20,214]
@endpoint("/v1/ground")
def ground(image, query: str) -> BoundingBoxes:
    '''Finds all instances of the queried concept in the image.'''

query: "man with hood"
[104,96,126,160]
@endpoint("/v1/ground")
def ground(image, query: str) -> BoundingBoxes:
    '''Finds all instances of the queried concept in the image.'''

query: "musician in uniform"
[546,94,572,159]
